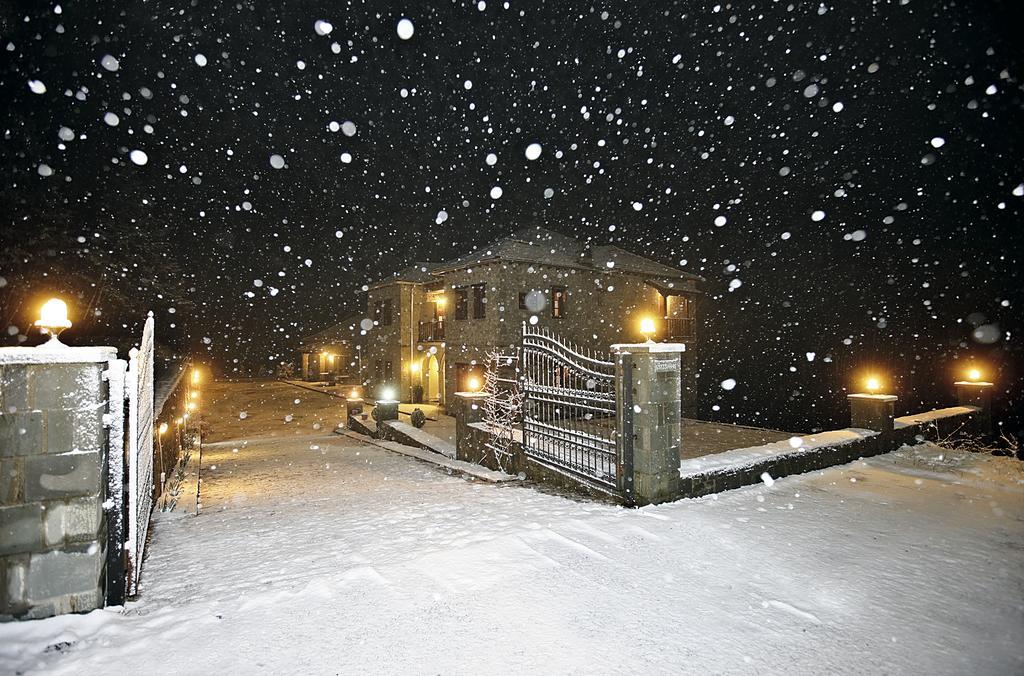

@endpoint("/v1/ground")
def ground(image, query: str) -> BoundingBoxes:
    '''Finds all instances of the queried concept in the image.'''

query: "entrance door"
[425,354,440,401]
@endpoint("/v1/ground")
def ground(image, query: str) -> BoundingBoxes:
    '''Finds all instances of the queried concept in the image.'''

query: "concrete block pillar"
[612,343,684,506]
[955,381,993,435]
[0,344,117,620]
[345,397,364,423]
[848,394,897,432]
[374,399,399,423]
[452,392,488,463]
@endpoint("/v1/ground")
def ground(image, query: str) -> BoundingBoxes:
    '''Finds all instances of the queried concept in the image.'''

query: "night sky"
[2,1,1022,434]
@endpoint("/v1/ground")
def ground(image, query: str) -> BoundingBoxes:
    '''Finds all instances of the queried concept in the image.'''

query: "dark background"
[2,1,1022,435]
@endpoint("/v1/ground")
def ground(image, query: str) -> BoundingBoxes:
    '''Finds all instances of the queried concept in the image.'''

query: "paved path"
[2,380,1021,675]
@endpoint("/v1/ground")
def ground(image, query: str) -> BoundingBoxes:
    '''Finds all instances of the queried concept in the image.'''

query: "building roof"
[367,262,443,290]
[298,312,364,349]
[431,226,703,283]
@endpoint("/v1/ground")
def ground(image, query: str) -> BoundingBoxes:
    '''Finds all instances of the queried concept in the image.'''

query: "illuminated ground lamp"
[346,387,364,420]
[955,366,994,434]
[847,374,897,432]
[375,386,399,423]
[639,317,657,343]
[35,297,73,347]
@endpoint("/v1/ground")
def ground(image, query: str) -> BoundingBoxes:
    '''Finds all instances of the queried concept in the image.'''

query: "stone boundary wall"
[1,350,116,620]
[452,394,984,505]
[678,410,979,499]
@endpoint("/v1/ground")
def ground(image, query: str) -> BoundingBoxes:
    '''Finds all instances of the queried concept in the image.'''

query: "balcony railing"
[663,317,696,342]
[418,320,445,342]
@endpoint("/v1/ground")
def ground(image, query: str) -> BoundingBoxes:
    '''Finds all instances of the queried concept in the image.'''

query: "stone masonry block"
[27,544,103,602]
[30,363,104,411]
[44,496,104,547]
[0,457,25,506]
[24,451,101,501]
[0,503,45,556]
[2,554,30,615]
[0,366,30,411]
[0,411,46,457]
[45,409,75,455]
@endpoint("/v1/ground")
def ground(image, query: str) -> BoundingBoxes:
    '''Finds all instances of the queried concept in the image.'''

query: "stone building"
[360,227,703,413]
[297,313,362,382]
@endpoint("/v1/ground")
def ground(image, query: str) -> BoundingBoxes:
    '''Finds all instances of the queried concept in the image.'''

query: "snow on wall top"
[678,428,876,477]
[0,345,117,365]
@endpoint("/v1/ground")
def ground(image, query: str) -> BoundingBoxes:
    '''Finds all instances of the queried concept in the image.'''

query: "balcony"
[418,319,445,342]
[662,317,696,342]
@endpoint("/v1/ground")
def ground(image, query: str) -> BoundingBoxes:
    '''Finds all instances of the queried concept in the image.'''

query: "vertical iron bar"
[620,352,635,506]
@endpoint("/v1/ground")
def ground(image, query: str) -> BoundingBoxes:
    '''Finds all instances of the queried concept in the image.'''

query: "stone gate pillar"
[0,344,118,620]
[612,343,684,506]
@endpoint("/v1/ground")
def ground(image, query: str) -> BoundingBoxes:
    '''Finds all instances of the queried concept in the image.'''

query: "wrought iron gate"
[520,324,622,491]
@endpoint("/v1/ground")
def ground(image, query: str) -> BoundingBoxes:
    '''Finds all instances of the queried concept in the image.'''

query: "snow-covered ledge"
[0,345,116,365]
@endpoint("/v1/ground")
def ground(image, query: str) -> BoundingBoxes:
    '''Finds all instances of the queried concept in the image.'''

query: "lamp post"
[848,374,897,432]
[35,297,73,347]
[955,366,993,434]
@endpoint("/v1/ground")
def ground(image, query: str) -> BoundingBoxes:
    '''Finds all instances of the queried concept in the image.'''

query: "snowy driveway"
[1,381,1022,675]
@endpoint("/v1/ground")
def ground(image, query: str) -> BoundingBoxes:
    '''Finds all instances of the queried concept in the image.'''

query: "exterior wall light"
[35,297,72,346]
[158,422,169,435]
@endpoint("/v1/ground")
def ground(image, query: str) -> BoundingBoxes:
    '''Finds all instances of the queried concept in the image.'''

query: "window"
[518,291,528,310]
[551,286,566,318]
[454,287,469,320]
[472,283,486,319]
[373,299,393,326]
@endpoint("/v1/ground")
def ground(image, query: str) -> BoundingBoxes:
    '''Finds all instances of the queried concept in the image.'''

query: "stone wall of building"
[438,261,700,410]
[0,349,116,620]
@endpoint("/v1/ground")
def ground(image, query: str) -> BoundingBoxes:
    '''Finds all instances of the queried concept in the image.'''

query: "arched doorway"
[424,354,440,402]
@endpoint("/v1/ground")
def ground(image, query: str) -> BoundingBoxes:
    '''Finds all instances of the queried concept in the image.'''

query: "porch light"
[35,297,72,345]
[639,316,656,342]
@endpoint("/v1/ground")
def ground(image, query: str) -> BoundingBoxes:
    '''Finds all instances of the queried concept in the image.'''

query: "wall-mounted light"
[158,422,169,435]
[35,298,72,346]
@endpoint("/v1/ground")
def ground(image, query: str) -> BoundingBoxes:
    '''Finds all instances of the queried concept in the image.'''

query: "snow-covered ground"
[2,381,1022,675]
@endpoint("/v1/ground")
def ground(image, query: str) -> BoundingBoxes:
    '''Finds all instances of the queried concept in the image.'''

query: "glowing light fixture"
[434,296,447,307]
[410,362,420,373]
[349,388,360,399]
[639,317,656,342]
[35,298,72,345]
[864,376,882,393]
[158,422,169,435]
[186,401,197,412]
[467,376,482,392]
[966,368,982,382]
[191,368,201,386]
[381,387,396,401]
